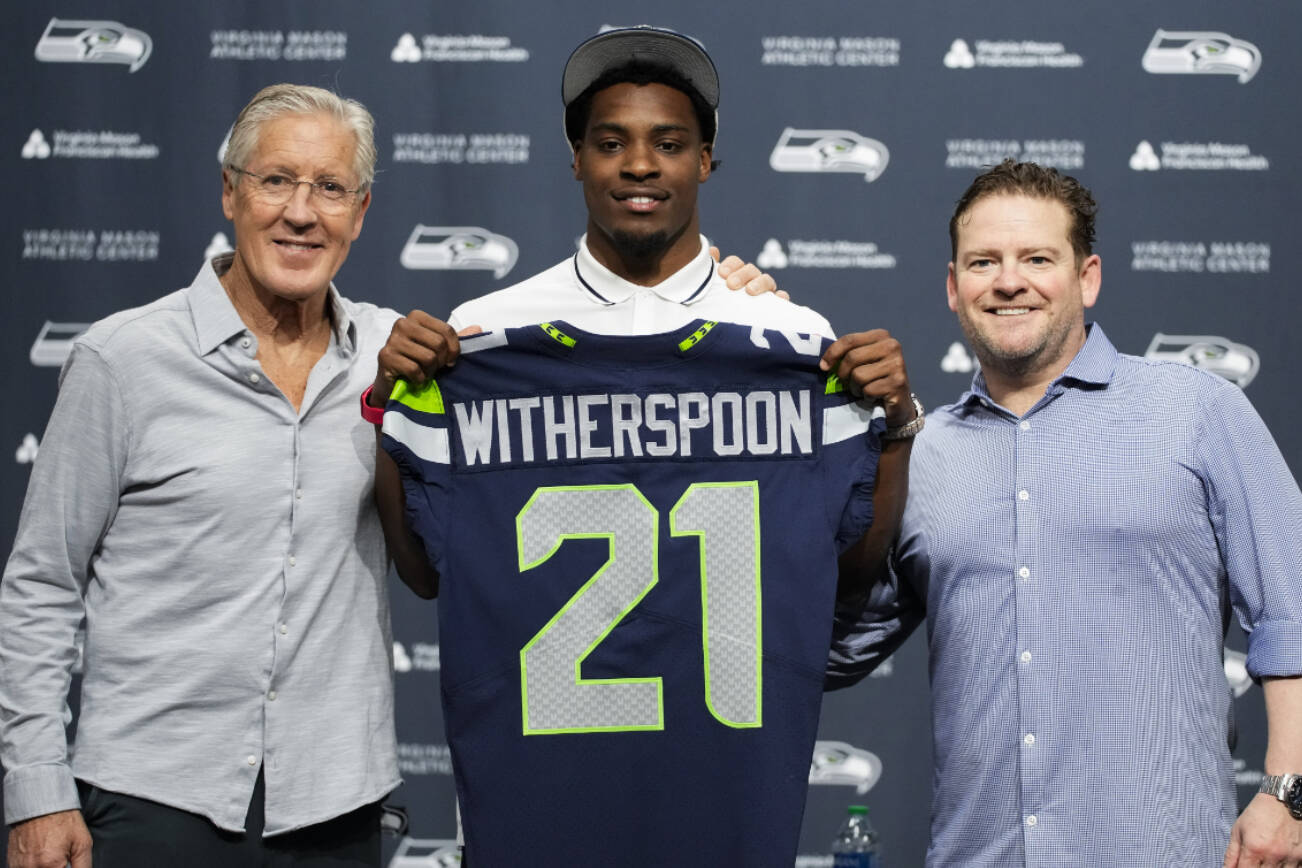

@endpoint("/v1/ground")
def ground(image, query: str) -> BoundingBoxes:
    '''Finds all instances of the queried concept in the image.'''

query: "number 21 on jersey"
[517,483,761,735]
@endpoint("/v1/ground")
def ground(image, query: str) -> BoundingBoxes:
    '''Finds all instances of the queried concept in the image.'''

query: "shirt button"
[249,372,262,385]
[1026,815,1038,827]
[295,488,303,500]
[1018,489,1029,501]
[1018,566,1030,580]
[1019,420,1031,431]
[279,623,288,635]
[288,555,297,566]
[268,690,277,701]
[240,337,252,349]
[1024,733,1036,746]
[246,755,257,766]
[1020,650,1032,663]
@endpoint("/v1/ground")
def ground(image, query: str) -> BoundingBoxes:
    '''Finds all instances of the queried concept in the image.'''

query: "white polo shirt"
[449,235,834,338]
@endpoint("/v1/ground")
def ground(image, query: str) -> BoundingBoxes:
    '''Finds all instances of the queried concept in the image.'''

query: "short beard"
[610,223,686,263]
[967,329,1043,376]
[959,308,1076,381]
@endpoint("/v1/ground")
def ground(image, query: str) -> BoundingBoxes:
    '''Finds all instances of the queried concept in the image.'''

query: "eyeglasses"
[226,165,364,213]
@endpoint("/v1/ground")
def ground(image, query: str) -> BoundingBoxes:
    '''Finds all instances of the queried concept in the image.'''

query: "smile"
[615,194,665,214]
[993,308,1031,316]
[275,240,322,251]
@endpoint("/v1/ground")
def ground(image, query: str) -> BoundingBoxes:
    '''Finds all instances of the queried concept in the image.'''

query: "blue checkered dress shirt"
[829,324,1302,866]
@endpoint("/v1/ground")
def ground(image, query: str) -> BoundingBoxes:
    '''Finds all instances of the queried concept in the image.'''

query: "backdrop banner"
[4,2,1293,864]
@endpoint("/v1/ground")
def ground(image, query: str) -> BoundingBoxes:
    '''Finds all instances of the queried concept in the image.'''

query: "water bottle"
[831,804,881,867]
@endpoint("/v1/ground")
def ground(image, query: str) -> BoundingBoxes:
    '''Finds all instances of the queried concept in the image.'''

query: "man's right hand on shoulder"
[371,311,482,407]
[7,809,92,868]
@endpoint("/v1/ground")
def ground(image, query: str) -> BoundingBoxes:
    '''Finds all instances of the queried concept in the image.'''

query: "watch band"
[360,385,385,426]
[882,394,925,441]
[1259,773,1302,820]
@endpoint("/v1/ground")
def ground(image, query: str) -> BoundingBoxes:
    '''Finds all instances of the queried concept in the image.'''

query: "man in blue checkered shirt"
[826,160,1302,866]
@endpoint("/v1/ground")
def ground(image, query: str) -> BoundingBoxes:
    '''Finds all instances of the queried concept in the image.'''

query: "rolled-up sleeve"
[1,344,129,823]
[826,557,925,690]
[1197,376,1302,678]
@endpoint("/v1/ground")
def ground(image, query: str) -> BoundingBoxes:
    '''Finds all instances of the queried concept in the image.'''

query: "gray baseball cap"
[562,26,719,110]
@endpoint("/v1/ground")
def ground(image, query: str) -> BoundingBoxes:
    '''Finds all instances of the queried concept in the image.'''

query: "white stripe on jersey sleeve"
[822,401,885,445]
[383,411,451,464]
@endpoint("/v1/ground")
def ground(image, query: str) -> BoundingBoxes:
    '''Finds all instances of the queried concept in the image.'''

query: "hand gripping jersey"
[382,319,884,866]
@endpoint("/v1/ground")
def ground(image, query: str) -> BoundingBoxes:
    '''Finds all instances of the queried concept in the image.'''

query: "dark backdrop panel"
[4,2,1294,864]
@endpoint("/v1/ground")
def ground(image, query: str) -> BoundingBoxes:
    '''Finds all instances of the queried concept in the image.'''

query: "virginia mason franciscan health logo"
[35,18,152,72]
[390,32,528,63]
[22,130,51,159]
[944,37,1083,68]
[769,129,889,182]
[1141,30,1260,83]
[757,238,897,270]
[1129,140,1268,171]
[22,129,158,160]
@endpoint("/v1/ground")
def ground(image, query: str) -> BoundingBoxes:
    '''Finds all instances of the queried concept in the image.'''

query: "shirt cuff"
[1245,620,1302,678]
[4,761,81,824]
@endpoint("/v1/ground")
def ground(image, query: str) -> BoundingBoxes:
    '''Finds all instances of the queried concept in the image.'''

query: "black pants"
[77,773,381,867]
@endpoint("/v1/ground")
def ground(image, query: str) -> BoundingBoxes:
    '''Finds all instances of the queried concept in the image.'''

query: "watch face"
[1286,778,1302,820]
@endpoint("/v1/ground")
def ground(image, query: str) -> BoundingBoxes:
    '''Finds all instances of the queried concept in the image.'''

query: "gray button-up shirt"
[0,255,401,834]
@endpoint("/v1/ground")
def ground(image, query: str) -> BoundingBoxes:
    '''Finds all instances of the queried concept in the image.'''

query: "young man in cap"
[366,26,917,865]
[371,25,915,595]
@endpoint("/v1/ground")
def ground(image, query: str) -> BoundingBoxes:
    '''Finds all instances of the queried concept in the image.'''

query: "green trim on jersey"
[541,322,577,348]
[678,320,718,353]
[391,378,445,415]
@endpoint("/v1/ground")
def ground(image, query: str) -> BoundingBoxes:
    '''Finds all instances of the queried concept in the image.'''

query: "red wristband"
[360,385,385,425]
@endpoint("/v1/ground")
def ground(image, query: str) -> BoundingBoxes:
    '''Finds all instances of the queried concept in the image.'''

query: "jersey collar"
[572,234,717,307]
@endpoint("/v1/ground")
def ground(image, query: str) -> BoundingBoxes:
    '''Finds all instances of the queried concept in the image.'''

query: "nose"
[990,258,1023,296]
[619,141,659,180]
[281,180,319,226]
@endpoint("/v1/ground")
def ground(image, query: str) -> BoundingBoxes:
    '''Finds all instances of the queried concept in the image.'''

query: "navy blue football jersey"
[382,319,883,866]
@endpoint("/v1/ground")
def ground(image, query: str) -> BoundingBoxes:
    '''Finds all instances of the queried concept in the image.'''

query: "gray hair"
[224,83,377,191]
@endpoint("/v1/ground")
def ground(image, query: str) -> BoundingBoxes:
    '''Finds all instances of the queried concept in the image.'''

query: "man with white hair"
[0,83,399,867]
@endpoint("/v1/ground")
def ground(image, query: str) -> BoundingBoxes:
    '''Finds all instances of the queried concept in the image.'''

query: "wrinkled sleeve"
[825,554,925,691]
[1,344,128,823]
[1197,376,1302,678]
[832,412,886,554]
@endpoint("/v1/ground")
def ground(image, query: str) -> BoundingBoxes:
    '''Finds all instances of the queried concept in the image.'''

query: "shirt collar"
[572,234,717,307]
[189,252,356,356]
[959,322,1117,407]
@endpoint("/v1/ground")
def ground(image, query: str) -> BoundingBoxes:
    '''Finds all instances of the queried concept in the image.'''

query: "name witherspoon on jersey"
[412,388,822,468]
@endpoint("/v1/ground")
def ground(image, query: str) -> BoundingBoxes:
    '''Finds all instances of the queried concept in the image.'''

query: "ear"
[221,169,237,221]
[349,190,372,241]
[698,144,712,183]
[1078,253,1101,309]
[571,143,584,181]
[946,262,959,313]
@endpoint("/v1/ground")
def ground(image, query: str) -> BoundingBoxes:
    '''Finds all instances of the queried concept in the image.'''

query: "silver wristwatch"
[1259,773,1302,820]
[882,394,925,441]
